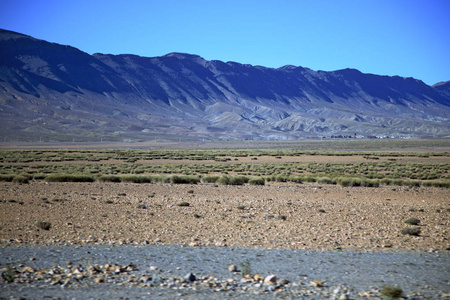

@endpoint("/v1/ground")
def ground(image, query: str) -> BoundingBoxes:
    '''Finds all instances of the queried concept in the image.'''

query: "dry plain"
[1,145,450,299]
[1,149,449,251]
[0,181,449,251]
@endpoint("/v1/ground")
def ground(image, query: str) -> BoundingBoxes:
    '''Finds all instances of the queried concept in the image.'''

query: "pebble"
[310,279,324,287]
[1,260,440,299]
[184,273,196,282]
[264,274,277,285]
[228,264,237,272]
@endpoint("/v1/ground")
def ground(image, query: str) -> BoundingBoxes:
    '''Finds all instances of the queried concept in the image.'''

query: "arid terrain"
[1,144,449,299]
[1,177,449,251]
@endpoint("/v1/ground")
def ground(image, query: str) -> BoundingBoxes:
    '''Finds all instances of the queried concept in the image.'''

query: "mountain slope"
[0,29,449,142]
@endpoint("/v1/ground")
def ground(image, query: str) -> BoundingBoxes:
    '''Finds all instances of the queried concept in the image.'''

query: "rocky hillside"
[1,29,449,142]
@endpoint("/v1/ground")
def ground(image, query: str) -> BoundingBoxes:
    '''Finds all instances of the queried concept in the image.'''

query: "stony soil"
[1,181,450,299]
[1,245,449,299]
[1,181,449,251]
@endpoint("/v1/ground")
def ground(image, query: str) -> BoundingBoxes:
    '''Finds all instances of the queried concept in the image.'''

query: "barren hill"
[1,29,449,142]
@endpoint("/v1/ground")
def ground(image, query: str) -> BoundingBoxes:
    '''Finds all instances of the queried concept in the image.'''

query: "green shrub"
[149,175,170,183]
[300,175,317,182]
[216,175,230,185]
[403,180,421,187]
[98,175,121,182]
[400,227,421,236]
[32,173,47,180]
[12,175,29,184]
[404,217,420,225]
[177,201,190,207]
[421,180,450,188]
[119,175,151,183]
[37,221,52,230]
[170,175,200,184]
[44,174,95,182]
[361,179,379,187]
[380,285,403,298]
[240,260,252,277]
[2,266,17,283]
[288,176,303,183]
[248,177,265,185]
[275,175,288,182]
[201,175,220,183]
[0,174,14,182]
[229,175,248,185]
[317,177,333,184]
[380,178,393,185]
[336,177,353,187]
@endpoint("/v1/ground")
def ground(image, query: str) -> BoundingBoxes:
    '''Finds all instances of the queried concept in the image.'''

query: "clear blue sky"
[1,0,449,86]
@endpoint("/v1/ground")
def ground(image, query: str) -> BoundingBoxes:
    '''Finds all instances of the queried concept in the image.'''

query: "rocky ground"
[1,182,449,251]
[1,244,449,299]
[1,181,449,299]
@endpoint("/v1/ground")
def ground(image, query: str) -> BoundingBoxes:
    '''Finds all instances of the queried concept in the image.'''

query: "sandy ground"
[1,181,449,251]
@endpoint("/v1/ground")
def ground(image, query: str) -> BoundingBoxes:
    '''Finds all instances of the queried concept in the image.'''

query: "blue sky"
[1,0,449,85]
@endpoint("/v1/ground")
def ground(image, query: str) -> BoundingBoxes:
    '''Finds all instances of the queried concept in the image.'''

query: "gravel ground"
[1,245,449,299]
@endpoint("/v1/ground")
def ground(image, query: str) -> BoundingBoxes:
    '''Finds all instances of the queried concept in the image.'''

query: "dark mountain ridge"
[1,29,449,142]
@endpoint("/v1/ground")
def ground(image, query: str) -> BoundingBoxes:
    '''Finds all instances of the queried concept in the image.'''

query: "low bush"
[44,174,95,182]
[12,175,29,184]
[400,227,421,236]
[216,175,230,185]
[421,180,450,188]
[360,179,380,187]
[170,175,200,184]
[300,175,317,182]
[229,175,248,185]
[37,221,52,230]
[380,285,403,298]
[177,201,190,207]
[201,175,220,183]
[317,177,333,184]
[0,174,14,182]
[403,180,421,187]
[288,176,303,183]
[275,175,289,182]
[404,217,420,225]
[121,175,151,183]
[248,177,265,185]
[98,175,121,182]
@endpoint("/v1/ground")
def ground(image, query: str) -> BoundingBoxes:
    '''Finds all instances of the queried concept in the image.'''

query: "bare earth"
[1,181,449,251]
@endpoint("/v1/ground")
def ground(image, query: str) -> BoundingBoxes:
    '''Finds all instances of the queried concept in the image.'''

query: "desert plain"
[1,143,449,251]
[1,141,449,299]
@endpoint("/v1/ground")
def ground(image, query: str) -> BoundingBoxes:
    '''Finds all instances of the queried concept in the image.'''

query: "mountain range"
[1,29,449,142]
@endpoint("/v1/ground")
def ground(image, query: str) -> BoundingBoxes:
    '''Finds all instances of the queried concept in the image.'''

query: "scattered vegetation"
[404,217,420,225]
[0,148,448,188]
[12,175,29,184]
[380,285,403,299]
[37,221,52,230]
[1,265,16,283]
[240,260,252,277]
[44,174,95,182]
[400,227,421,236]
